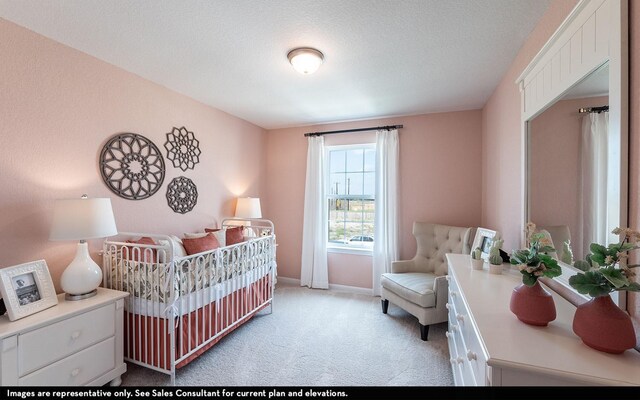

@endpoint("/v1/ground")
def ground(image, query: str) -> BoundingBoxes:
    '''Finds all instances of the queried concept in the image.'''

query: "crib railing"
[103,231,276,384]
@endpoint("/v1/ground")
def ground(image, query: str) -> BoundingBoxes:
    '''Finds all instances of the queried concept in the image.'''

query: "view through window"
[327,145,375,249]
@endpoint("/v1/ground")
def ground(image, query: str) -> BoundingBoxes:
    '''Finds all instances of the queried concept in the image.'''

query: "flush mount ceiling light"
[287,47,324,75]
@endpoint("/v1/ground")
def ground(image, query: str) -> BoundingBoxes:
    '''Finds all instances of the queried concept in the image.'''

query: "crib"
[102,218,276,383]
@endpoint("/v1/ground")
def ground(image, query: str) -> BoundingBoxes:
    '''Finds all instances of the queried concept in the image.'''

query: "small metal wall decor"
[166,176,198,214]
[100,133,166,200]
[164,126,201,172]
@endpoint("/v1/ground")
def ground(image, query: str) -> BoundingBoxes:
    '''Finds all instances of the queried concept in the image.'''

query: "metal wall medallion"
[164,126,201,171]
[100,133,165,200]
[166,176,198,214]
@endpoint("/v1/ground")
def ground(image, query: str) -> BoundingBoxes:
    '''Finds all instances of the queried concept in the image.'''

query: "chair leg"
[381,299,389,314]
[420,324,429,341]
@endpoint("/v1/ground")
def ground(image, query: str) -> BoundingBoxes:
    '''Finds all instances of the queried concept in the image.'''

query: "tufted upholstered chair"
[381,222,472,340]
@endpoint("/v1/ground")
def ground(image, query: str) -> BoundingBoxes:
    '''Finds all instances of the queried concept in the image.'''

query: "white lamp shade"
[50,197,118,241]
[235,197,262,219]
[288,48,324,75]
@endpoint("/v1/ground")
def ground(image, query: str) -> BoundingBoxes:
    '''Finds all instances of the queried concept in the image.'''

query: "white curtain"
[579,112,609,256]
[373,129,399,296]
[300,136,329,289]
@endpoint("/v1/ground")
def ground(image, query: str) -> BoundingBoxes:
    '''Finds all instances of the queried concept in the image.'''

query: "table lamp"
[50,195,117,300]
[234,197,262,219]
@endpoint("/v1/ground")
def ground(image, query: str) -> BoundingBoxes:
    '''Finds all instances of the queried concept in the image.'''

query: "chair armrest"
[433,275,448,292]
[391,260,415,273]
[433,275,449,306]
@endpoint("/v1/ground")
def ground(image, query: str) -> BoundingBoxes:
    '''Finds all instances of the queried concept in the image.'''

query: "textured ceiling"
[0,0,551,129]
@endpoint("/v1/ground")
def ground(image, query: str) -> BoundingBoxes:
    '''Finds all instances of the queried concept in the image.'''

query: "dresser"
[445,254,640,386]
[0,287,128,386]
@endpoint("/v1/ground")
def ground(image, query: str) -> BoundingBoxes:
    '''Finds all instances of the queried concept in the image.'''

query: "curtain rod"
[578,105,609,114]
[304,124,403,137]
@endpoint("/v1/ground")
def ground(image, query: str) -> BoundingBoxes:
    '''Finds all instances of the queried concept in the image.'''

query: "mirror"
[518,0,628,308]
[527,62,612,262]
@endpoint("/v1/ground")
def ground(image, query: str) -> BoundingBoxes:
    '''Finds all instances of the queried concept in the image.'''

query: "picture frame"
[471,228,499,262]
[0,259,58,321]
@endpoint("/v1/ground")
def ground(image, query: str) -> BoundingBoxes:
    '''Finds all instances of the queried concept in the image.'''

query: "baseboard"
[276,277,373,296]
[276,277,300,285]
[329,283,373,296]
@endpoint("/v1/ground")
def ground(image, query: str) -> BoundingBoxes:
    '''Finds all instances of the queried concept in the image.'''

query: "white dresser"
[0,287,128,386]
[446,254,640,386]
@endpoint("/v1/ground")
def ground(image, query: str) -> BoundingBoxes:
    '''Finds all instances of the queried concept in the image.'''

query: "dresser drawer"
[19,303,115,376]
[19,337,115,386]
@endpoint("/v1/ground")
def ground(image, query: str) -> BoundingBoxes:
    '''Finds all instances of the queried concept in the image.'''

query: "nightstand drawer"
[19,337,115,386]
[19,303,115,376]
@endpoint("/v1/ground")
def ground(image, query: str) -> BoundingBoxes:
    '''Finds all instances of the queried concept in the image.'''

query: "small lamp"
[50,195,117,300]
[234,197,262,219]
[234,197,262,237]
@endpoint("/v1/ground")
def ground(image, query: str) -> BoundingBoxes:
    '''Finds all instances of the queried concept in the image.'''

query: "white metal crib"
[102,218,276,384]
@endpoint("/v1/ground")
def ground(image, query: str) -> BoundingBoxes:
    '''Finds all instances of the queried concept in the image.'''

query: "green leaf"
[573,260,591,272]
[624,282,640,292]
[619,243,637,252]
[590,243,607,255]
[599,266,629,289]
[538,254,562,278]
[569,271,612,297]
[522,272,537,287]
[539,245,556,254]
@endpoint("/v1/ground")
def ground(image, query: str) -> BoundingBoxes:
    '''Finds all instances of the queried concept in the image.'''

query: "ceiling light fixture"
[287,47,324,75]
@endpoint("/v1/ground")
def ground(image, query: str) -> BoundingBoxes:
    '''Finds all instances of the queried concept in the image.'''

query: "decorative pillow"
[225,226,244,246]
[184,232,209,239]
[124,236,157,262]
[158,237,187,258]
[182,233,220,255]
[204,228,227,247]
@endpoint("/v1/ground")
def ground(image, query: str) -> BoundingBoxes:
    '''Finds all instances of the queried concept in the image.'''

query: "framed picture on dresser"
[471,228,499,262]
[0,259,58,321]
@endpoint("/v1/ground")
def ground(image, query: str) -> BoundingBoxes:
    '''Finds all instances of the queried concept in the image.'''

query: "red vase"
[509,281,556,326]
[572,295,637,354]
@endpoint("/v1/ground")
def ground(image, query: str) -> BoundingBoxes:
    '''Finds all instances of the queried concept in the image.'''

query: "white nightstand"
[0,287,128,386]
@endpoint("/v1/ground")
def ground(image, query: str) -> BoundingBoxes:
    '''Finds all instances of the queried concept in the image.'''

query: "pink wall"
[481,0,579,251]
[0,19,267,292]
[266,112,483,288]
[528,96,608,259]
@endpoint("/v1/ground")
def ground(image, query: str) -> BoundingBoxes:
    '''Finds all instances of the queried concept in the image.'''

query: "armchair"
[381,222,472,340]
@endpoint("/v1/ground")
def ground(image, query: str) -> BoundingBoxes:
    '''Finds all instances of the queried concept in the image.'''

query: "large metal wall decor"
[100,133,165,200]
[164,126,201,172]
[166,176,198,214]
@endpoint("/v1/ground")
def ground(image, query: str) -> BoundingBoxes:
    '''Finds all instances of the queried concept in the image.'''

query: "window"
[327,144,375,250]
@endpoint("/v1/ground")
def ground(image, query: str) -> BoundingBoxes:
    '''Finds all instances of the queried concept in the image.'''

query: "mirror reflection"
[527,63,618,262]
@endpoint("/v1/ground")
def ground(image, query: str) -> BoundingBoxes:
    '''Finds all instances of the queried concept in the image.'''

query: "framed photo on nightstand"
[471,228,499,262]
[0,259,58,321]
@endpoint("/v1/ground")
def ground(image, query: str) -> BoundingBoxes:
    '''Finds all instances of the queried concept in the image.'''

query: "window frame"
[325,143,376,254]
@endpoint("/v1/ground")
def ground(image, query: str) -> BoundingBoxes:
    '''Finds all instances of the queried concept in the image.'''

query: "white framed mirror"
[516,0,628,306]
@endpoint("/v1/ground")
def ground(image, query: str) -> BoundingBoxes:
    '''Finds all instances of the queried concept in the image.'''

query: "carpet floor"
[121,282,454,386]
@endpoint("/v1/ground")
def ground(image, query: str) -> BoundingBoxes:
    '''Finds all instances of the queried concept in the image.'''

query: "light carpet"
[121,282,454,386]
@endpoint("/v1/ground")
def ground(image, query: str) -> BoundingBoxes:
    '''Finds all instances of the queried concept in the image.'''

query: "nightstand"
[0,287,128,386]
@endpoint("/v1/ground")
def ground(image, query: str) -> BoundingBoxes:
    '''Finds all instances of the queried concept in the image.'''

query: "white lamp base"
[61,241,102,301]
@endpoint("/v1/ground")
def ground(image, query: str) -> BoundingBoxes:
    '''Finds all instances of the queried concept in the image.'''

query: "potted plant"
[488,238,504,274]
[470,247,484,270]
[508,225,562,326]
[568,227,640,354]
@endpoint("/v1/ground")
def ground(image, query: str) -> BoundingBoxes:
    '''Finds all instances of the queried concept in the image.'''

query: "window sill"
[327,246,373,256]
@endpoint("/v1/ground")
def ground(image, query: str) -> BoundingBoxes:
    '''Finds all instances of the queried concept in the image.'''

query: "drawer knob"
[445,331,452,338]
[467,351,477,361]
[445,303,451,310]
[71,331,81,340]
[71,368,80,377]
[456,314,465,323]
[456,357,464,364]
